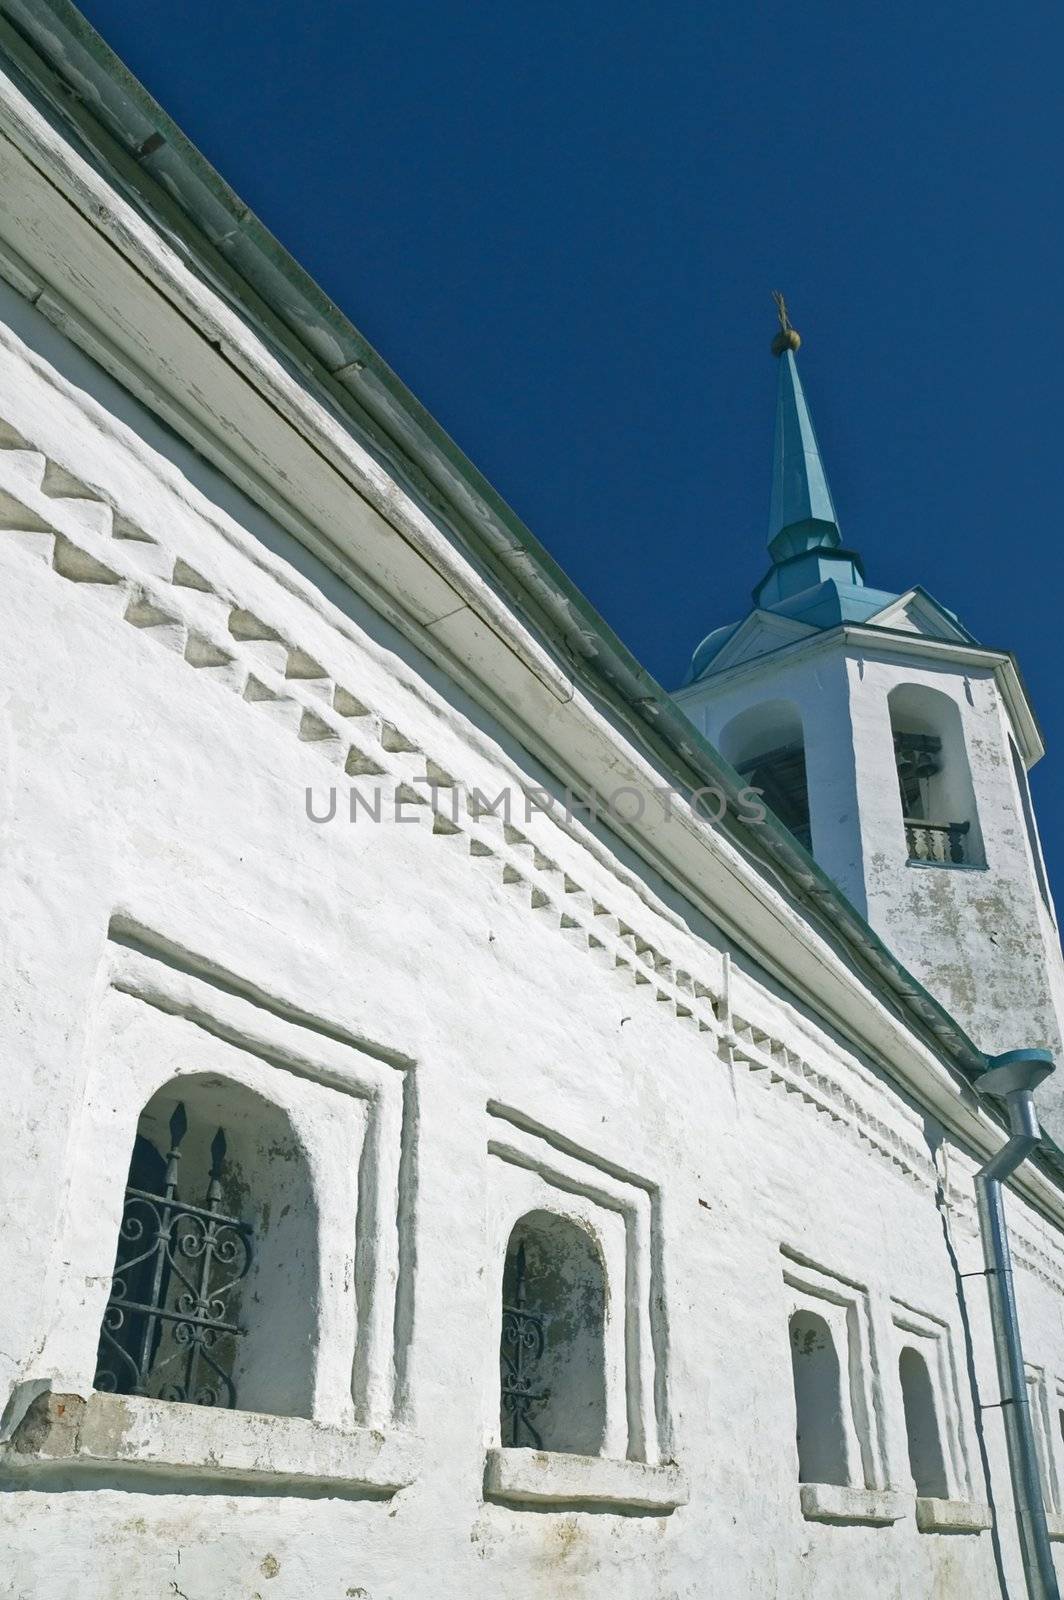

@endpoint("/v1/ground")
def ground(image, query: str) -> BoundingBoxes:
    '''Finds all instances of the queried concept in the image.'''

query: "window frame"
[484,1105,684,1514]
[2,936,419,1497]
[781,1249,903,1527]
[889,1300,990,1534]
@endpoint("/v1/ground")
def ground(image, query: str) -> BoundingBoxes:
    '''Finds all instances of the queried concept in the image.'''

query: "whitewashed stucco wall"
[852,653,1064,1071]
[1,283,1064,1600]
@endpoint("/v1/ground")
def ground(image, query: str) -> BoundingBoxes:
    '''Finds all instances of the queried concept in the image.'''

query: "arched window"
[898,1346,949,1498]
[789,1310,848,1484]
[94,1074,318,1417]
[888,684,985,867]
[499,1211,606,1456]
[719,700,811,851]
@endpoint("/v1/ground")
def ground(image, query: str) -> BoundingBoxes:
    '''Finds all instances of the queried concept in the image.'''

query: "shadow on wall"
[925,1116,1010,1599]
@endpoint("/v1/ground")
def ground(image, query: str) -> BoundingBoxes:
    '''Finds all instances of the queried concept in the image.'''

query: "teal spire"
[751,295,862,610]
[681,297,971,687]
[767,298,841,561]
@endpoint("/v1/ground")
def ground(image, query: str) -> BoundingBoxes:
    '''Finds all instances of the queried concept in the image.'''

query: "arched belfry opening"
[888,684,984,867]
[720,699,811,851]
[499,1210,607,1456]
[94,1074,318,1418]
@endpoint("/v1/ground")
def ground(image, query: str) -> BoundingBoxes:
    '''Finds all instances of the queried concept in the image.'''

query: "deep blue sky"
[79,0,1064,897]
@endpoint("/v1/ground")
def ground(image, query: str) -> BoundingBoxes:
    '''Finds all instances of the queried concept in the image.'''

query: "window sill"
[484,1447,687,1512]
[1,1390,418,1497]
[905,859,987,874]
[800,1482,907,1526]
[916,1496,993,1533]
[1045,1513,1064,1542]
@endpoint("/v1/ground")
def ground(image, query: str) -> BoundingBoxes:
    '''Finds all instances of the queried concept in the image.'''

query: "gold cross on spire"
[771,291,802,356]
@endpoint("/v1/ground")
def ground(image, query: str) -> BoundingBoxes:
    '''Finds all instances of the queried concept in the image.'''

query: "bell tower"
[674,299,1064,1120]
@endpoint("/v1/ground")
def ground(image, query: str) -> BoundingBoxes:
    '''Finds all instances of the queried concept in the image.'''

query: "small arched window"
[499,1211,606,1456]
[720,700,811,851]
[789,1310,849,1485]
[888,684,985,867]
[94,1075,318,1417]
[898,1346,949,1498]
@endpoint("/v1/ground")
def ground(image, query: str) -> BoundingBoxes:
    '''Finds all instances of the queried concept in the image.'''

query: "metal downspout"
[975,1050,1059,1600]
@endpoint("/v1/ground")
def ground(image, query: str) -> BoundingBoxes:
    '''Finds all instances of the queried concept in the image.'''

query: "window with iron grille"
[94,1101,253,1409]
[500,1240,547,1447]
[500,1211,606,1456]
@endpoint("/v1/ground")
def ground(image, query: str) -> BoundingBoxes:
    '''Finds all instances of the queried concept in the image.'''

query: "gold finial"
[771,290,801,357]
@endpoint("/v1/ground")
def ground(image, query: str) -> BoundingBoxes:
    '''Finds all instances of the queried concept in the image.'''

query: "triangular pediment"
[866,588,971,644]
[710,609,819,672]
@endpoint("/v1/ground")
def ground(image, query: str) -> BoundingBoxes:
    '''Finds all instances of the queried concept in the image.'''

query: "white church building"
[1,7,1064,1600]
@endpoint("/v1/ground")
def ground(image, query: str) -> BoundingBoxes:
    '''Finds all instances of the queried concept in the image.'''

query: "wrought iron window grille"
[500,1241,548,1448]
[94,1102,253,1409]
